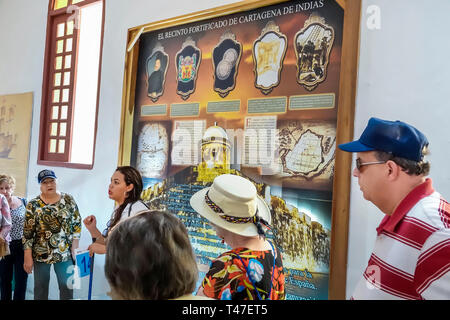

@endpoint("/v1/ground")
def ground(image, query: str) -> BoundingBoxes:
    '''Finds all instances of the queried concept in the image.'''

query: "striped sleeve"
[438,197,450,228]
[413,228,450,299]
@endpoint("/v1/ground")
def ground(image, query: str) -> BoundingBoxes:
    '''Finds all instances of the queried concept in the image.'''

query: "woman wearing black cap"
[22,169,81,300]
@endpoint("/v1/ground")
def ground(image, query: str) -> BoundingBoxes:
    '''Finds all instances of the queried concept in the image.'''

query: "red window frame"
[38,0,104,169]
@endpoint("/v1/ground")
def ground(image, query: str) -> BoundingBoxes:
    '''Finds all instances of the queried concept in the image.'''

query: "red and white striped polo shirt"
[352,178,450,300]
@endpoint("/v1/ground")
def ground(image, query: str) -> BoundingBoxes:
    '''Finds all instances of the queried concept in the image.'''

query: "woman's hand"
[88,242,106,257]
[83,215,98,234]
[23,249,33,274]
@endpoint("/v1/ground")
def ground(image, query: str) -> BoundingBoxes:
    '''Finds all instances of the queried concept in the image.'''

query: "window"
[38,0,104,168]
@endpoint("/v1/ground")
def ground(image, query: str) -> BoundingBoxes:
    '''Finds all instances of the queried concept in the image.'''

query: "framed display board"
[119,0,361,299]
[0,92,33,197]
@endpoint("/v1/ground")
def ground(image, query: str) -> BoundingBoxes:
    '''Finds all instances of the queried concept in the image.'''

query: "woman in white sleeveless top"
[83,166,148,256]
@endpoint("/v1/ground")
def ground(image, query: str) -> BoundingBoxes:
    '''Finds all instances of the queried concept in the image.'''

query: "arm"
[83,215,106,244]
[71,239,79,260]
[93,236,106,245]
[23,249,33,274]
[70,198,82,259]
[83,215,102,239]
[71,199,82,241]
[88,242,106,257]
[23,201,36,274]
[0,195,11,240]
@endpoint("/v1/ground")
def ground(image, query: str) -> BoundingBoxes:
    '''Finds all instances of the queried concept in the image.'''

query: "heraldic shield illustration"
[253,21,287,95]
[146,44,169,102]
[294,14,335,91]
[212,31,242,98]
[175,37,202,100]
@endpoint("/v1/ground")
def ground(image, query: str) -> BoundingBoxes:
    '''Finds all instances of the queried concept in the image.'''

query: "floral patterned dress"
[201,244,285,300]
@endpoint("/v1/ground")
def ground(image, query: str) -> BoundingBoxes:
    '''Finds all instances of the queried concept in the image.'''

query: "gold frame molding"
[118,0,361,300]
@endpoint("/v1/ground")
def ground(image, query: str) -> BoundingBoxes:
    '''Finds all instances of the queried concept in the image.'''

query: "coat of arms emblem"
[175,37,201,100]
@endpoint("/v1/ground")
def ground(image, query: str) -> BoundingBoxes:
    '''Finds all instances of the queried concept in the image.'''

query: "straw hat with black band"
[190,174,272,238]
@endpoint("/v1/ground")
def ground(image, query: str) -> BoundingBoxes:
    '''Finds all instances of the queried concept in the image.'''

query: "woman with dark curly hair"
[83,166,148,256]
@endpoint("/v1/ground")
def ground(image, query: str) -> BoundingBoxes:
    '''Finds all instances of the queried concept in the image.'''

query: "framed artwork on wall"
[0,92,33,197]
[118,0,361,299]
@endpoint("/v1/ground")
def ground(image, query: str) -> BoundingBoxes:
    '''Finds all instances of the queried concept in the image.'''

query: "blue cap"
[38,169,57,183]
[338,117,428,161]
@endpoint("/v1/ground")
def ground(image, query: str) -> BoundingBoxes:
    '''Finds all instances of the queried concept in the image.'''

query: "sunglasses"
[102,219,113,238]
[355,158,386,171]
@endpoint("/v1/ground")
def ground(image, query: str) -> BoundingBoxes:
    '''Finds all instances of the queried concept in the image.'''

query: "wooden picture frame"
[118,0,361,300]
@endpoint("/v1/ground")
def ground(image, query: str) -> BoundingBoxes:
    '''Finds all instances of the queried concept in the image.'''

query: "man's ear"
[386,160,400,180]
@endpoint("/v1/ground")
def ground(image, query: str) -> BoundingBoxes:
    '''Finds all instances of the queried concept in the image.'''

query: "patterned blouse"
[23,193,82,264]
[10,198,26,241]
[201,245,285,300]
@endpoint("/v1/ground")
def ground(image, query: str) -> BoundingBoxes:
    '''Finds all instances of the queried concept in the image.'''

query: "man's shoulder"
[408,191,449,230]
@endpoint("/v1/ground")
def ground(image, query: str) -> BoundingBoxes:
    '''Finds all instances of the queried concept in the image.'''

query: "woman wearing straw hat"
[190,174,285,300]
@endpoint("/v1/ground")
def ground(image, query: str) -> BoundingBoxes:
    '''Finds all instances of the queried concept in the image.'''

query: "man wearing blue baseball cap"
[339,117,450,300]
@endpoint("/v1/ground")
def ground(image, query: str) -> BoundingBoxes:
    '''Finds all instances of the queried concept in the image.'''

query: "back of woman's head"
[105,210,198,300]
[115,166,143,203]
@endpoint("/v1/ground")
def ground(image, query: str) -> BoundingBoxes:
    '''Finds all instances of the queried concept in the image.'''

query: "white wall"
[346,0,450,299]
[1,0,449,300]
[0,0,240,299]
